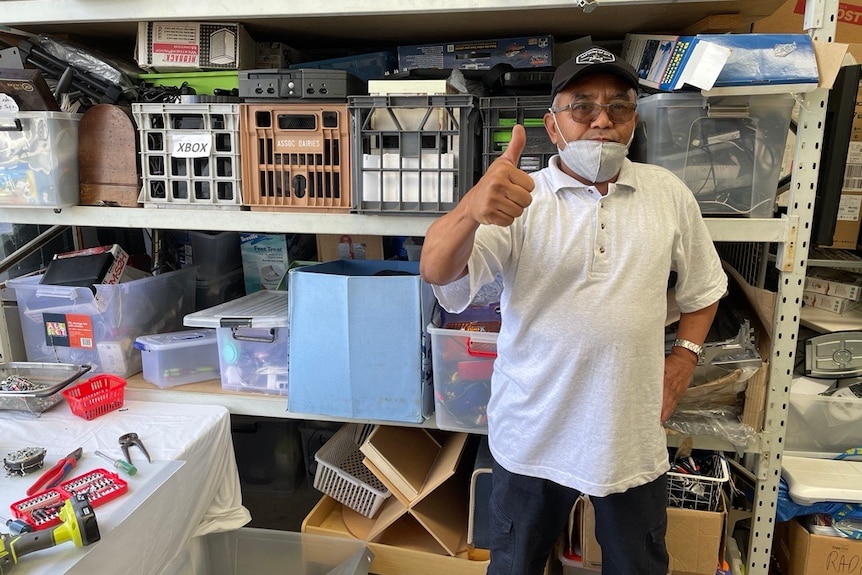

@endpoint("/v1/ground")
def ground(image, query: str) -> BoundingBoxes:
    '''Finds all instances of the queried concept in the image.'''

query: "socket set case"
[349,94,478,214]
[132,103,243,208]
[240,103,352,212]
[10,468,128,531]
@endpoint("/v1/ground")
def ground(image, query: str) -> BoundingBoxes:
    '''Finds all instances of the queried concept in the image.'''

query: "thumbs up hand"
[464,123,535,227]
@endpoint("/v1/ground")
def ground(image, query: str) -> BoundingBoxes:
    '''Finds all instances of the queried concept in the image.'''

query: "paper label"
[43,313,95,348]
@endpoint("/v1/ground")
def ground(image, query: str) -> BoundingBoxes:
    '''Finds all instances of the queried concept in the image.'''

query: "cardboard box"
[239,232,290,294]
[775,518,862,575]
[397,35,553,72]
[303,495,489,575]
[136,21,256,71]
[287,260,434,423]
[805,266,862,300]
[753,0,862,44]
[579,494,726,575]
[316,234,384,262]
[802,290,862,313]
[255,42,304,69]
[829,191,862,248]
[621,33,818,92]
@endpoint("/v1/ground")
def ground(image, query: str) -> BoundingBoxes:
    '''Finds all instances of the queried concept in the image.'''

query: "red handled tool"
[26,448,83,496]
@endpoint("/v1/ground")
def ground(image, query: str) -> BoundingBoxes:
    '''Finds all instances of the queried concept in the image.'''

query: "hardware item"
[118,433,151,464]
[3,448,46,477]
[94,450,137,476]
[0,516,32,535]
[26,447,83,496]
[805,331,862,379]
[0,495,100,571]
[238,68,362,100]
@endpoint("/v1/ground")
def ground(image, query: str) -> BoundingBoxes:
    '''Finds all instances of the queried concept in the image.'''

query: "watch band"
[673,338,704,361]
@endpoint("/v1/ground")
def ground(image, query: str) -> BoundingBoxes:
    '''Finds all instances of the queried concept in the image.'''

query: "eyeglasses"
[551,100,637,124]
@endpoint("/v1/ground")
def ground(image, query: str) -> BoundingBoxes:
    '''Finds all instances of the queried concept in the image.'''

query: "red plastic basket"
[62,374,126,420]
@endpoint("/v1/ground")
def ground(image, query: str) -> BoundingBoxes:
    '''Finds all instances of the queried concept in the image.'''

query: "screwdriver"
[1,515,33,534]
[94,450,137,476]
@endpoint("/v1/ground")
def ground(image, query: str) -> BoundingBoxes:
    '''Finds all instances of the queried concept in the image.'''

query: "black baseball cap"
[551,42,639,101]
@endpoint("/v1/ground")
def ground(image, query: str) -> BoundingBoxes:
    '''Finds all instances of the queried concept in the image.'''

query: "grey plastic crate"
[349,94,479,214]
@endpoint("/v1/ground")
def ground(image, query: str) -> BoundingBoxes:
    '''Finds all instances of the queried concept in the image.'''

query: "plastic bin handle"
[0,118,23,132]
[467,337,498,358]
[230,327,276,343]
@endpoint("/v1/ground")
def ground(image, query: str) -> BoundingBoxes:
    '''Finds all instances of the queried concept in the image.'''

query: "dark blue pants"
[486,460,669,575]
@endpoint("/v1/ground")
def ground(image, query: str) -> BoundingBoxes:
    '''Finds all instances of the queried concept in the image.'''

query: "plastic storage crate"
[667,452,729,511]
[480,95,556,173]
[239,103,352,212]
[8,267,196,377]
[184,289,289,396]
[427,324,496,434]
[202,527,373,575]
[349,94,479,214]
[132,102,243,208]
[62,374,126,420]
[134,329,220,388]
[0,112,81,207]
[631,92,794,217]
[313,423,390,519]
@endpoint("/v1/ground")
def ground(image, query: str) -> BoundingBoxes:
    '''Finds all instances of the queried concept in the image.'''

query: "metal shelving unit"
[0,1,836,573]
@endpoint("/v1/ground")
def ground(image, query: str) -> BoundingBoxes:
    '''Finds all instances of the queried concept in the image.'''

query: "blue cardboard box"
[287,260,435,423]
[291,51,397,82]
[397,35,553,72]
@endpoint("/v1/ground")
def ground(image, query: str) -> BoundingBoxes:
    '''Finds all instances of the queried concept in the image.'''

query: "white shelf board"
[800,305,862,333]
[0,205,788,242]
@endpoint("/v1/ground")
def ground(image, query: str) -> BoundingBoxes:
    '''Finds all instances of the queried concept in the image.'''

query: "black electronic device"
[238,68,364,100]
[0,68,60,111]
[810,63,862,247]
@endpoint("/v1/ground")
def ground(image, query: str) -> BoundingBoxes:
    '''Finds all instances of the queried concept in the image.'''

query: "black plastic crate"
[480,95,556,173]
[349,94,479,214]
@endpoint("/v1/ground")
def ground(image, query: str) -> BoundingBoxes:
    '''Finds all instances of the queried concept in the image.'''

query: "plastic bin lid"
[184,289,288,329]
[134,329,217,351]
[782,455,862,505]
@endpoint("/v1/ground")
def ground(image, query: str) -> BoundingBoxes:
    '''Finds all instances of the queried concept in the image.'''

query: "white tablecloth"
[0,399,251,575]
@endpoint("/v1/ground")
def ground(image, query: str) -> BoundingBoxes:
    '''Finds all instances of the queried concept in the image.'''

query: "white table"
[0,399,251,575]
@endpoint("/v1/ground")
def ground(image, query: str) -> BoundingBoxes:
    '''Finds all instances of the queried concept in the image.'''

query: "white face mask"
[552,113,630,183]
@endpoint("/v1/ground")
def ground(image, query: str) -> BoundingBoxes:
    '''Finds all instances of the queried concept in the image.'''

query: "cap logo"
[575,47,616,65]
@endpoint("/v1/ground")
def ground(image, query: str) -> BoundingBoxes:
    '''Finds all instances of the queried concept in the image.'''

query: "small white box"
[134,329,220,388]
[802,291,862,314]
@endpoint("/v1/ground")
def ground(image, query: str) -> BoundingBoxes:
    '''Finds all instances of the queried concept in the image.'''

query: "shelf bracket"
[575,0,599,13]
[774,214,799,273]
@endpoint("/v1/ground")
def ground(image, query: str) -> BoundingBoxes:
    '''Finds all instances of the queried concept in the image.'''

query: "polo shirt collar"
[548,155,638,194]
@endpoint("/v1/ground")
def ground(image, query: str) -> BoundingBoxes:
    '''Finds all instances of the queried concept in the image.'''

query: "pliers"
[26,447,83,496]
[119,433,151,465]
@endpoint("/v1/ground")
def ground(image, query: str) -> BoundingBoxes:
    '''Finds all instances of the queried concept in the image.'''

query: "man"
[420,42,727,575]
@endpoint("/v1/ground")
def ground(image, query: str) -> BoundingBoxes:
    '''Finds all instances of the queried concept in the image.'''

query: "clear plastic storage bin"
[632,92,794,217]
[184,289,289,395]
[134,329,220,388]
[0,112,82,207]
[8,267,196,377]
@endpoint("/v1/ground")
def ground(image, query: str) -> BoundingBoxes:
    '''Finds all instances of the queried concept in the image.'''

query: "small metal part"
[3,447,46,476]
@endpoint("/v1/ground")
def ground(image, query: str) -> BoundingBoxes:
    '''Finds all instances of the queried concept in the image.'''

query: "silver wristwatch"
[673,338,704,362]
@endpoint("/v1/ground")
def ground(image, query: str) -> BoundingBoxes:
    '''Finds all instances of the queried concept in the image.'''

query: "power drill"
[0,495,100,573]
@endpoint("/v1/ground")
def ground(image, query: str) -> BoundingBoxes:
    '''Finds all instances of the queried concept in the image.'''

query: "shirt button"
[599,247,606,254]
[601,223,605,230]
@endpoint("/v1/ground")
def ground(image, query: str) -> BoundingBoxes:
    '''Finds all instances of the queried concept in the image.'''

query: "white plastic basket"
[667,454,730,512]
[313,423,390,518]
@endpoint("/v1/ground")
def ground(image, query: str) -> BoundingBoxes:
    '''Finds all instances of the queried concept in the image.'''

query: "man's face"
[544,72,638,148]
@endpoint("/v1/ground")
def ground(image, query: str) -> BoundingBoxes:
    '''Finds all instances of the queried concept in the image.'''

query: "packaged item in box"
[0,112,81,208]
[132,102,243,208]
[135,21,256,71]
[288,260,434,422]
[239,103,352,212]
[802,291,861,314]
[8,267,196,377]
[239,232,289,294]
[349,94,478,214]
[804,266,862,301]
[632,92,794,217]
[134,329,220,388]
[295,50,397,82]
[184,289,289,396]
[397,35,553,72]
[256,42,305,69]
